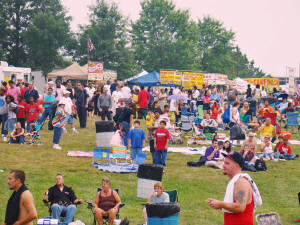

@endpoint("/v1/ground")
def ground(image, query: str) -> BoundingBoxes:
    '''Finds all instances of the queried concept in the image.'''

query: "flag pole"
[87,36,90,82]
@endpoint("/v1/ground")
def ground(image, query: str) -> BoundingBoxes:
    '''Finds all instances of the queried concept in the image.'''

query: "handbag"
[230,124,245,140]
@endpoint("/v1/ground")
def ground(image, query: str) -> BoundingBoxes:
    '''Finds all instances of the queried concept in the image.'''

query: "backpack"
[255,159,267,171]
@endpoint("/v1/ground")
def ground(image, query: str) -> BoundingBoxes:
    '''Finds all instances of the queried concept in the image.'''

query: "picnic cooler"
[95,121,114,147]
[146,202,180,225]
[137,164,164,198]
[37,217,58,225]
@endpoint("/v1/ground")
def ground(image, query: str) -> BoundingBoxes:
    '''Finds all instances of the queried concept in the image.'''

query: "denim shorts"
[4,118,15,132]
[66,114,74,124]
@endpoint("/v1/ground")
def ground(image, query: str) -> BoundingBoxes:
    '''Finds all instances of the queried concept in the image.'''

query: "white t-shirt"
[61,97,73,115]
[85,87,95,100]
[104,85,111,95]
[173,88,181,95]
[170,99,177,111]
[121,86,131,99]
[261,90,267,97]
[192,89,200,99]
[112,91,124,104]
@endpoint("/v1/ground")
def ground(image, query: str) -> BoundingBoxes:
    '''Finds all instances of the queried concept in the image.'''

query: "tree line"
[0,0,265,80]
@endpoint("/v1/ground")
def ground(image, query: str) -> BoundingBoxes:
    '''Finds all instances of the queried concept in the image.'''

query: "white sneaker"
[3,136,7,142]
[63,128,67,133]
[53,144,62,150]
[72,129,79,134]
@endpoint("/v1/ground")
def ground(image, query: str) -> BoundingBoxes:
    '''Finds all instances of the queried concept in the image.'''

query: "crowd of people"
[2,78,300,224]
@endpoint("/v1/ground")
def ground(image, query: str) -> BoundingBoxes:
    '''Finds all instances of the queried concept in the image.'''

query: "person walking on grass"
[61,90,78,134]
[2,170,37,225]
[128,120,146,161]
[153,120,170,166]
[207,151,262,225]
[39,87,55,125]
[52,101,67,150]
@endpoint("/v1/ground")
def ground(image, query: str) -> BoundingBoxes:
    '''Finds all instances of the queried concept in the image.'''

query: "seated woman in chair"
[94,178,121,225]
[143,182,170,224]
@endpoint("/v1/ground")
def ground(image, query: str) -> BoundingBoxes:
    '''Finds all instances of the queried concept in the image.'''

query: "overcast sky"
[61,0,300,76]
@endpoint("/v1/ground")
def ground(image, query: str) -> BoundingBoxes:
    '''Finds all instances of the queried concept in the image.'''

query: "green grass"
[0,118,300,224]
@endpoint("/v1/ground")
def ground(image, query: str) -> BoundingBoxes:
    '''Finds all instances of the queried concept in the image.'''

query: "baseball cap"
[222,151,244,168]
[58,100,66,105]
[248,132,255,137]
[63,90,71,95]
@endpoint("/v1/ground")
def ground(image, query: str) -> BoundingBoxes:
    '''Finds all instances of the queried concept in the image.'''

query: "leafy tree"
[131,0,197,72]
[74,0,137,80]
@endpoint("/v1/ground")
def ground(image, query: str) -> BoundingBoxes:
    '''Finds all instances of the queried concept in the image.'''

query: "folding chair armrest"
[86,201,94,210]
[119,203,125,209]
[42,200,50,207]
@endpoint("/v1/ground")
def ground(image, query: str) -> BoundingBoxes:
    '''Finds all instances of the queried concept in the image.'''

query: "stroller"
[27,121,44,145]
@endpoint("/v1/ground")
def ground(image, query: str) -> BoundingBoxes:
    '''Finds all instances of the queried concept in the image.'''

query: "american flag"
[88,38,95,52]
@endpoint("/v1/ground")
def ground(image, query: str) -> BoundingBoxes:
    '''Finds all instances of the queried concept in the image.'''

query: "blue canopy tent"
[127,71,160,86]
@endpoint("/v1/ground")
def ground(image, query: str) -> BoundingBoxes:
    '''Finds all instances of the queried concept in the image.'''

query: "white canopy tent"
[124,69,148,82]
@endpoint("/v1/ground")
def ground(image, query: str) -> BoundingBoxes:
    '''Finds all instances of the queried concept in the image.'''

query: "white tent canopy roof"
[124,69,148,82]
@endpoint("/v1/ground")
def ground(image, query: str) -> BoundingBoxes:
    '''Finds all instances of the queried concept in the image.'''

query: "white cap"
[48,81,54,85]
[63,90,71,95]
[58,100,66,105]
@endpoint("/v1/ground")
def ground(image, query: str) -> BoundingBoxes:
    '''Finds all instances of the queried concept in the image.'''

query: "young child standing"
[17,95,26,129]
[154,120,170,166]
[128,120,146,160]
[25,96,40,132]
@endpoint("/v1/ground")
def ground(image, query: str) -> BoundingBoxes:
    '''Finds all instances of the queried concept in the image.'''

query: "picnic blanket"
[93,162,139,173]
[67,151,93,157]
[142,146,207,155]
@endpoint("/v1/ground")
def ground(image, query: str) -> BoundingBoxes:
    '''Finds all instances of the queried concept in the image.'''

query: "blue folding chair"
[286,112,299,133]
[92,147,110,166]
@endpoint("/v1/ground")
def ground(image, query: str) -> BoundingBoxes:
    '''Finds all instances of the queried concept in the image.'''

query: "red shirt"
[138,90,150,108]
[154,128,170,151]
[26,103,39,122]
[17,101,26,118]
[224,197,254,225]
[211,104,220,119]
[4,86,8,95]
[278,143,292,155]
[20,87,28,97]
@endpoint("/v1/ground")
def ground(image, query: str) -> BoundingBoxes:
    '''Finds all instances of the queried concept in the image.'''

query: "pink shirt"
[7,87,21,103]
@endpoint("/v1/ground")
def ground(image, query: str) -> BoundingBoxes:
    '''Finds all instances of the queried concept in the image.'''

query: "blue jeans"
[130,147,142,159]
[51,204,76,225]
[121,121,130,147]
[53,127,63,144]
[0,114,8,135]
[284,154,296,160]
[39,107,53,124]
[9,136,25,144]
[154,150,167,166]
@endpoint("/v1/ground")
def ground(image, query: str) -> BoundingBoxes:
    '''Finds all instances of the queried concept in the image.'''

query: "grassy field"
[0,117,300,225]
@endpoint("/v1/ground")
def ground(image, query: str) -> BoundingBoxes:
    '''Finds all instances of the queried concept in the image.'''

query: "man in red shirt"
[25,96,40,132]
[154,120,170,166]
[207,151,262,225]
[20,82,29,98]
[138,86,150,119]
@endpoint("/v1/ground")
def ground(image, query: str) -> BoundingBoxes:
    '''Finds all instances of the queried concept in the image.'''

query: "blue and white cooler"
[137,164,164,198]
[95,121,114,147]
[37,217,58,225]
[146,202,180,225]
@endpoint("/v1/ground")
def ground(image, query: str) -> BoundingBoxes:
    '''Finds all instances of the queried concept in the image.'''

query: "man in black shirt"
[74,83,89,128]
[43,174,83,225]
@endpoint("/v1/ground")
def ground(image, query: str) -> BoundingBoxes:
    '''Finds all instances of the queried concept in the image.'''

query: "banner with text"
[88,62,104,80]
[243,78,279,93]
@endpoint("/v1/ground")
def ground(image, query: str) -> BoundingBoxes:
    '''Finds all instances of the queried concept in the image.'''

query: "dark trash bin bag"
[230,124,245,140]
[95,121,114,133]
[137,164,164,181]
[146,202,180,218]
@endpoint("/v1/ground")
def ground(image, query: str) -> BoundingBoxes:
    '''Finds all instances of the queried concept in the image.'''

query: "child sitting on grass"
[9,122,25,144]
[260,135,274,160]
[277,137,298,160]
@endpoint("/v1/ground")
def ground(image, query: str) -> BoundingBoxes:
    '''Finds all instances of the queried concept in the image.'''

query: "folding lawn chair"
[255,212,282,225]
[197,105,204,120]
[286,112,299,133]
[87,188,125,225]
[180,115,194,136]
[92,147,110,166]
[165,190,178,203]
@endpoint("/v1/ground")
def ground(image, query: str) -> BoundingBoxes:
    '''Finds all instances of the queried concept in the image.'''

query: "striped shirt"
[52,107,67,128]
